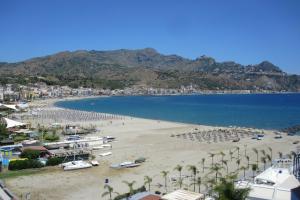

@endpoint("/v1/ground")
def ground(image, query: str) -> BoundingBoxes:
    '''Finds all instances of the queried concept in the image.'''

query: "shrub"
[20,149,41,159]
[8,159,43,170]
[44,133,60,142]
[46,157,63,166]
[114,186,146,200]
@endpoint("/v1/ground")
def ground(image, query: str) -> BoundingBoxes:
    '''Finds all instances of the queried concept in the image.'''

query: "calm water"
[55,94,300,130]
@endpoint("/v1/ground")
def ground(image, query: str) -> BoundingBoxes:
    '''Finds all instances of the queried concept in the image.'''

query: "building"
[161,189,204,200]
[236,158,300,200]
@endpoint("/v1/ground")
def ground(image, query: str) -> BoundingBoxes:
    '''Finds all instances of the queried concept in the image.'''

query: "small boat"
[63,160,92,171]
[92,146,104,150]
[110,161,140,169]
[101,144,112,148]
[99,152,112,157]
[90,160,99,166]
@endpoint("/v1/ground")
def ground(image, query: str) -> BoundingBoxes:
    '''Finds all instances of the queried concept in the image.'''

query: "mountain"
[0,48,299,91]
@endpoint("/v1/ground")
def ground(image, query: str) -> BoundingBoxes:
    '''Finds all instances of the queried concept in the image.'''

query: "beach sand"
[4,98,300,200]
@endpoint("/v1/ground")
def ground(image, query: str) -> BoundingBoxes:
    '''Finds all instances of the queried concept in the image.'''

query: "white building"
[236,159,300,200]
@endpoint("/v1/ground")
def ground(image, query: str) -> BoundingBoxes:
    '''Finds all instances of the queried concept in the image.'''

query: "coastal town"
[0,83,292,103]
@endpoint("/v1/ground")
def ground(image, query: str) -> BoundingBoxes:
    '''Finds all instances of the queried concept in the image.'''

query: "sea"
[55,93,300,130]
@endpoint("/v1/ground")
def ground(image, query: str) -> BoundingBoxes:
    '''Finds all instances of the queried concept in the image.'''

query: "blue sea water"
[55,94,300,130]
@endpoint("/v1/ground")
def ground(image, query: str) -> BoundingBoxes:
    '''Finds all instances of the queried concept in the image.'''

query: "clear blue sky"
[0,0,300,74]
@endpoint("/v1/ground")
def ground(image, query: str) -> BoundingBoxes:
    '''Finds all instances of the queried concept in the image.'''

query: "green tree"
[236,146,240,160]
[229,150,233,161]
[213,175,251,200]
[251,164,258,181]
[261,157,267,170]
[210,163,223,183]
[278,151,283,159]
[144,176,153,191]
[268,147,273,163]
[0,123,8,140]
[201,158,206,172]
[174,165,183,188]
[246,156,250,169]
[220,151,226,167]
[187,165,197,192]
[161,171,169,192]
[122,181,136,197]
[236,159,241,171]
[222,160,229,175]
[209,153,215,167]
[102,185,118,200]
[196,177,202,193]
[240,166,247,180]
[252,148,259,165]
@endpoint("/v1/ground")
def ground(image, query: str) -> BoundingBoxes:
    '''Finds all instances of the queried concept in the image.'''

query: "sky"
[0,0,300,74]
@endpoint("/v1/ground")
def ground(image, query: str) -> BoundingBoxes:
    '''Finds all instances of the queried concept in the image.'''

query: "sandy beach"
[4,97,300,200]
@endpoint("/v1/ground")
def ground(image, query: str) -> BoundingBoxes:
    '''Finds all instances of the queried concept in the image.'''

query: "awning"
[3,118,27,128]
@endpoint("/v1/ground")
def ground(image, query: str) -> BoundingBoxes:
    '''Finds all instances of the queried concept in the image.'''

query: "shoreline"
[50,95,287,131]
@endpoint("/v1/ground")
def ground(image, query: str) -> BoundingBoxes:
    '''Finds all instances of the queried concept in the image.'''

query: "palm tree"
[195,177,202,193]
[253,148,259,165]
[236,159,241,171]
[144,176,153,191]
[240,166,247,180]
[251,164,258,181]
[161,171,169,192]
[268,147,273,161]
[236,146,240,160]
[246,155,250,169]
[266,154,272,164]
[219,151,226,166]
[187,165,197,192]
[174,165,183,188]
[229,150,233,161]
[222,160,229,175]
[278,151,283,159]
[261,149,266,157]
[261,157,267,170]
[209,153,215,167]
[122,181,136,197]
[201,158,205,172]
[213,175,251,200]
[102,185,118,200]
[210,163,223,183]
[244,144,247,156]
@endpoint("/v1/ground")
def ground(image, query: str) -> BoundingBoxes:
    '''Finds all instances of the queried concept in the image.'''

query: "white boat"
[92,146,104,150]
[99,152,112,157]
[110,161,140,169]
[63,160,92,171]
[90,160,99,166]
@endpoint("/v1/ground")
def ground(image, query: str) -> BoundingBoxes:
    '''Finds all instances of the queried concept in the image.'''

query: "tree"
[240,166,247,180]
[229,150,233,161]
[236,146,240,160]
[209,153,215,167]
[196,177,202,193]
[252,148,259,165]
[268,147,273,162]
[201,158,206,172]
[102,185,118,200]
[0,123,9,140]
[236,159,241,171]
[187,165,197,192]
[266,154,272,164]
[213,175,251,200]
[278,151,283,159]
[261,149,266,157]
[251,164,258,181]
[246,156,250,169]
[144,176,152,191]
[261,157,267,170]
[220,151,226,167]
[122,181,136,197]
[174,164,183,188]
[210,163,223,183]
[161,171,169,192]
[222,160,229,175]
